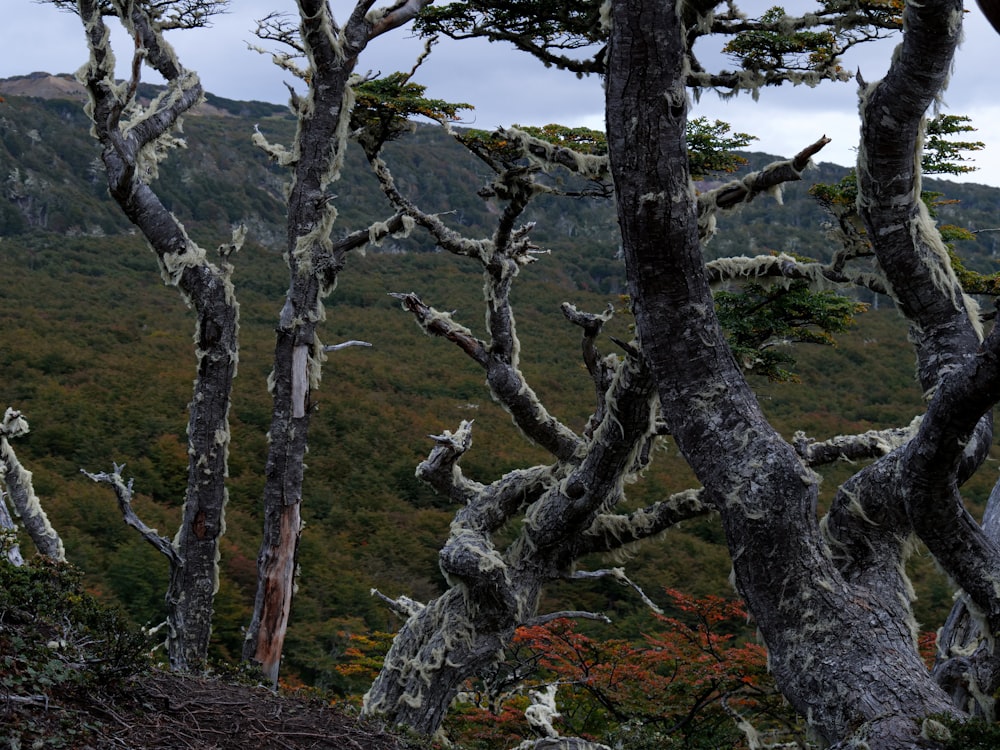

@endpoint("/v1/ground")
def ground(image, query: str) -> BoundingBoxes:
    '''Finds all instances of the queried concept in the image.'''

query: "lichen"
[0,409,65,561]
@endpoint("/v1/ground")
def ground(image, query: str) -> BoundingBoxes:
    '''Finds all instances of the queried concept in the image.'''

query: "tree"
[357,2,1000,748]
[238,0,444,685]
[67,0,241,673]
[52,0,438,680]
[356,114,863,744]
[605,1,1000,748]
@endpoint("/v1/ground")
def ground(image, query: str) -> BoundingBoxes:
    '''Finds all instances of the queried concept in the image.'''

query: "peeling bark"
[242,0,434,684]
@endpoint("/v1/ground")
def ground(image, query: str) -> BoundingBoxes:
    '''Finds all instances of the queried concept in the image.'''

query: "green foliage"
[687,117,756,179]
[808,113,996,294]
[517,123,608,155]
[723,6,839,73]
[947,247,1000,296]
[716,279,866,382]
[0,558,150,686]
[923,115,985,176]
[723,2,901,79]
[456,117,751,183]
[352,72,472,156]
[0,556,150,750]
[414,0,605,57]
[936,714,1000,749]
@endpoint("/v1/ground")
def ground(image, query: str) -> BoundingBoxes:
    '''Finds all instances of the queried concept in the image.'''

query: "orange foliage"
[437,590,805,748]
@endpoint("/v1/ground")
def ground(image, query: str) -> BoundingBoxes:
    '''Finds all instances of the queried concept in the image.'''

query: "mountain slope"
[3,73,999,280]
[0,73,992,688]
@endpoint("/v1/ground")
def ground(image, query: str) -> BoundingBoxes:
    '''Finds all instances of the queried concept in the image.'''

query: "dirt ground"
[2,670,423,750]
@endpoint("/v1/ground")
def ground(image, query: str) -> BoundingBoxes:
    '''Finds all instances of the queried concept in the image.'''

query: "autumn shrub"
[445,590,806,749]
[332,590,808,748]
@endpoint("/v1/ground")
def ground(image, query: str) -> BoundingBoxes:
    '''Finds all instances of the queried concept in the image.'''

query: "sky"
[2,1,1000,186]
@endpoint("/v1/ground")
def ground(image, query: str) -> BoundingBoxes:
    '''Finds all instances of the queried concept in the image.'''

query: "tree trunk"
[0,408,63,561]
[77,0,239,672]
[364,587,520,735]
[242,0,434,685]
[603,0,961,746]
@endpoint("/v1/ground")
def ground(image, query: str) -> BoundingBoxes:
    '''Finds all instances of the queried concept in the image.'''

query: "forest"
[5,0,1000,747]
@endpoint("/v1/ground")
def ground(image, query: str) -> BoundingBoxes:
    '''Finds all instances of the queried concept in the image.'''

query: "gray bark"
[241,0,433,685]
[76,0,239,673]
[605,0,997,747]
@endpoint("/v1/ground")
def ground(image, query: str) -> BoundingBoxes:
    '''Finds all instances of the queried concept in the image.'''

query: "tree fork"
[604,0,957,746]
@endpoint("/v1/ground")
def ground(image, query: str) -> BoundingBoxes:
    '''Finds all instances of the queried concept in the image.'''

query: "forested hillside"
[1,73,998,690]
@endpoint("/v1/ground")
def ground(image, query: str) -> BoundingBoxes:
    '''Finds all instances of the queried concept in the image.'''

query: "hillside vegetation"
[1,74,998,690]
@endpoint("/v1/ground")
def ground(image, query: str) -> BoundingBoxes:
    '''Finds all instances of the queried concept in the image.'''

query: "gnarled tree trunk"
[605,0,999,746]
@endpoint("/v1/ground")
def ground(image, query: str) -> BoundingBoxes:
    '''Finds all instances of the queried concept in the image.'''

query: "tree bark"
[242,0,434,685]
[604,0,962,746]
[0,409,63,561]
[77,0,239,672]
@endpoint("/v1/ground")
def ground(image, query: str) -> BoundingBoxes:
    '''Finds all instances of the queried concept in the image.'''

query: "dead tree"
[241,0,436,685]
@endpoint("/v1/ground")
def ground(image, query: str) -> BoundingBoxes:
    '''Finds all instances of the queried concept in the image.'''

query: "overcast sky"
[2,1,999,186]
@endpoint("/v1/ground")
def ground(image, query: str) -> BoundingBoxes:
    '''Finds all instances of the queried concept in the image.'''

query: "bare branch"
[579,489,710,555]
[705,252,891,298]
[371,588,426,618]
[368,0,434,39]
[391,292,490,366]
[414,421,485,504]
[369,156,491,258]
[82,465,180,565]
[523,611,612,627]
[392,292,582,460]
[566,568,663,615]
[698,136,830,234]
[323,340,373,352]
[793,418,922,466]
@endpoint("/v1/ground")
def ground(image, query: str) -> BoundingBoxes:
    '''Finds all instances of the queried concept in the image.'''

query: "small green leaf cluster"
[923,115,985,176]
[414,0,606,52]
[352,73,472,156]
[716,279,866,382]
[687,117,756,179]
[723,7,839,73]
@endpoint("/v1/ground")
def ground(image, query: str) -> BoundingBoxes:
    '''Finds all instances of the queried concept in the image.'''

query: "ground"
[2,669,422,749]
